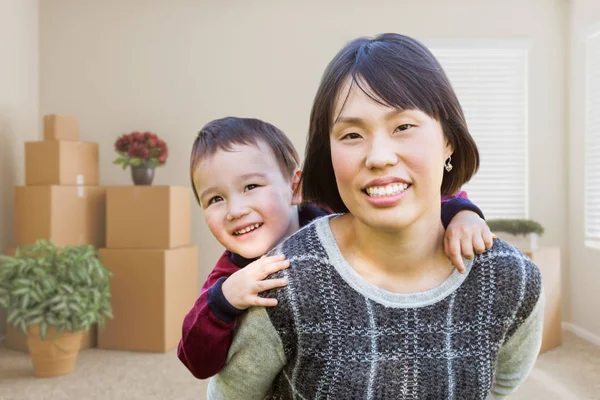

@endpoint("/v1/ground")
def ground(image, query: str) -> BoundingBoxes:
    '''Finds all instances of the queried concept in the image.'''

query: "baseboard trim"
[562,322,600,347]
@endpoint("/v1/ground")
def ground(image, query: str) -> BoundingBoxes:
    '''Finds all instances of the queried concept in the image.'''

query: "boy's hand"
[221,254,290,310]
[444,210,496,274]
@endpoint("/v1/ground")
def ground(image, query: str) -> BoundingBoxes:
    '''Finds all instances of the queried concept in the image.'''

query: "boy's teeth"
[366,183,409,197]
[234,223,262,236]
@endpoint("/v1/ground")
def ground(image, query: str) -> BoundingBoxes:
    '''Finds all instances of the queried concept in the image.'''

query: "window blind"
[585,30,600,244]
[429,44,529,219]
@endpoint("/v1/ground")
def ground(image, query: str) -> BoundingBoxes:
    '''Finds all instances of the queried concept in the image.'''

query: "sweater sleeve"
[440,196,486,229]
[207,306,286,400]
[177,252,242,379]
[488,289,545,399]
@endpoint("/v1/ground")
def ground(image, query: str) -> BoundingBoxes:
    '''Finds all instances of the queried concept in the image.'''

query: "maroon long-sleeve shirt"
[177,193,480,379]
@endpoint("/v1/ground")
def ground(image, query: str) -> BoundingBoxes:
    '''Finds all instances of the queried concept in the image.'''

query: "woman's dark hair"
[301,33,480,213]
[190,117,299,204]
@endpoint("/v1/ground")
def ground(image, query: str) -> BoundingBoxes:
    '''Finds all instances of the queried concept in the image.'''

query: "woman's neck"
[331,211,454,293]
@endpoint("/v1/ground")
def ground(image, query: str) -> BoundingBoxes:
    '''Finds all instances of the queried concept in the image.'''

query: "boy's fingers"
[247,255,286,271]
[472,236,487,254]
[256,254,285,265]
[254,277,288,293]
[260,260,290,278]
[482,231,495,249]
[450,254,466,274]
[249,296,278,307]
[445,237,465,274]
[460,237,475,261]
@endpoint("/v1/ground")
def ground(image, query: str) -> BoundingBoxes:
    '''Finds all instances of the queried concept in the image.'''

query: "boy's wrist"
[207,277,246,322]
[441,197,485,229]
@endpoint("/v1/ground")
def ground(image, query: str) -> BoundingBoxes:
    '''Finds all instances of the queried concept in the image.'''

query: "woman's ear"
[444,137,454,159]
[291,169,303,205]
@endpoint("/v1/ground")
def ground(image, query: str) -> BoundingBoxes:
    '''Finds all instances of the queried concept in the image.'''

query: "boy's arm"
[441,191,494,273]
[177,252,243,380]
[207,306,286,400]
[440,190,485,229]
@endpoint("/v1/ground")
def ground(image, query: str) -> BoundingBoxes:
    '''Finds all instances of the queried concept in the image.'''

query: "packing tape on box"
[77,174,84,185]
[78,186,84,197]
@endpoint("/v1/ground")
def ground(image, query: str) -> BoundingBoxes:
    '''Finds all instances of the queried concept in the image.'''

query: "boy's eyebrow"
[334,109,406,126]
[198,173,268,199]
[198,186,218,200]
[239,172,268,180]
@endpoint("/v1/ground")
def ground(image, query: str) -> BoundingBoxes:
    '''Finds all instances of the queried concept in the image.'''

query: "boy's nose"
[226,202,250,221]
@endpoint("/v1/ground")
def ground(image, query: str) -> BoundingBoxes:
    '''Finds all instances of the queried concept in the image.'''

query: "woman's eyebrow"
[334,116,364,126]
[334,109,407,126]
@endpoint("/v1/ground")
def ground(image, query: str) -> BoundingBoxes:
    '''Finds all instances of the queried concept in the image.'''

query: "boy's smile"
[192,141,301,259]
[232,222,263,236]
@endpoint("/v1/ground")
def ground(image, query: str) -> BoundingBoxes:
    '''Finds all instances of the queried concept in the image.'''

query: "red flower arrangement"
[113,131,168,169]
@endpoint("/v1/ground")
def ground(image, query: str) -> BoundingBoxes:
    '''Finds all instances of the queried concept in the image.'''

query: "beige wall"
[39,0,569,288]
[568,0,600,339]
[0,0,39,336]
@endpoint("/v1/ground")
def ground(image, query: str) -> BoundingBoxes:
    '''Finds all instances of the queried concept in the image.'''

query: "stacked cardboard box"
[5,114,105,352]
[98,186,199,353]
[523,248,563,354]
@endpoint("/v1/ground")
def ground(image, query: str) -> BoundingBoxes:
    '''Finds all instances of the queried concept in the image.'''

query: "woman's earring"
[444,156,453,172]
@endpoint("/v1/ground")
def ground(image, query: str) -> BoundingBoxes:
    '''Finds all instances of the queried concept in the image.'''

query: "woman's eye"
[341,132,362,140]
[244,184,259,192]
[208,196,223,205]
[395,124,414,132]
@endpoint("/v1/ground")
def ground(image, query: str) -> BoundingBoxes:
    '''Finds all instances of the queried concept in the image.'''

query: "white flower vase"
[497,232,538,251]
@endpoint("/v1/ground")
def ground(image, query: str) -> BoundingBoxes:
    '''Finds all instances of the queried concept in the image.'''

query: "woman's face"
[330,80,453,231]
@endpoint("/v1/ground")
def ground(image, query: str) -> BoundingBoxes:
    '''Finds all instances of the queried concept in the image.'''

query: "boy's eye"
[395,124,414,132]
[244,184,260,192]
[341,132,362,140]
[208,196,223,205]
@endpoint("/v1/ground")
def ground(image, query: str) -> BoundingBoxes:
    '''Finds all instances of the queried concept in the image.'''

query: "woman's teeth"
[365,183,409,197]
[233,223,262,236]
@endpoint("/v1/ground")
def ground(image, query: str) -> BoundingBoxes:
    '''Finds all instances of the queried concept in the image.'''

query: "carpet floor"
[0,331,598,399]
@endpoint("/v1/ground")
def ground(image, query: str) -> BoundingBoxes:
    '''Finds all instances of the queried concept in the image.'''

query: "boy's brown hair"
[190,117,300,204]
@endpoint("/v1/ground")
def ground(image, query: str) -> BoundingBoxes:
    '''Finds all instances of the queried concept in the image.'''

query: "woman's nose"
[365,135,399,169]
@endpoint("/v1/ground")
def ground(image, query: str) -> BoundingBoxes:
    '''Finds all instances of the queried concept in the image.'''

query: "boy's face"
[193,142,301,259]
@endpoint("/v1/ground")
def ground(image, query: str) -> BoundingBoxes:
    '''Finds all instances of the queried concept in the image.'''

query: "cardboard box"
[14,186,106,247]
[43,114,79,141]
[524,248,562,354]
[97,246,199,352]
[106,186,191,249]
[1,248,97,352]
[25,141,98,185]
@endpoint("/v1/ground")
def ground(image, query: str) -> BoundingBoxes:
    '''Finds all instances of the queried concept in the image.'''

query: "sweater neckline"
[315,215,473,308]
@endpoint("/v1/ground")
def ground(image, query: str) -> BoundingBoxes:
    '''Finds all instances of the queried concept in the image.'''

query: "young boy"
[177,117,493,380]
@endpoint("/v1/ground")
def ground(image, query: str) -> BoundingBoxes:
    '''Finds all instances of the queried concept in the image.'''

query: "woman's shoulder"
[472,238,543,311]
[261,217,332,299]
[268,215,330,258]
[474,239,541,284]
[476,238,540,274]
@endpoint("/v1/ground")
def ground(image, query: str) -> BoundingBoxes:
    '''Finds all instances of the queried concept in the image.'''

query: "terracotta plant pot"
[26,324,83,378]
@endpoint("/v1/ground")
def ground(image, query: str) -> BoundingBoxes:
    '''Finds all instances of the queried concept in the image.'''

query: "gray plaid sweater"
[208,216,544,400]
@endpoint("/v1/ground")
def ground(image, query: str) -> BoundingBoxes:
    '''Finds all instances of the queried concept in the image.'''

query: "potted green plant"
[487,218,545,251]
[0,240,113,378]
[113,131,168,185]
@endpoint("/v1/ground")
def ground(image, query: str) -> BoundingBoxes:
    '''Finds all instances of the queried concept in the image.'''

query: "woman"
[208,33,544,400]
